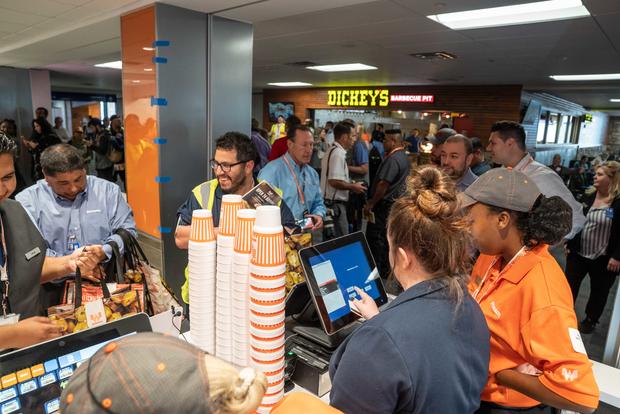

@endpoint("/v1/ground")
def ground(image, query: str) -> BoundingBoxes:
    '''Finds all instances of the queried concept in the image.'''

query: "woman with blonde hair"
[567,160,620,333]
[329,166,490,413]
[60,332,267,414]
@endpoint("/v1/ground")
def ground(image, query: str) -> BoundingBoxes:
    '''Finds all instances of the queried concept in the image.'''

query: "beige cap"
[458,167,541,212]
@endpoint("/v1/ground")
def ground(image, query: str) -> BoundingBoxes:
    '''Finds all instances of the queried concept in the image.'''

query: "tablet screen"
[299,232,387,335]
[308,240,381,322]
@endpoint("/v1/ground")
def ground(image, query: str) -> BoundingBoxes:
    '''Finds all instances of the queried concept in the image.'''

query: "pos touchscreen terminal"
[298,232,388,336]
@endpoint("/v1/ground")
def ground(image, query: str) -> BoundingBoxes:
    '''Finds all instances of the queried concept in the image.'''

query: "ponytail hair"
[388,166,471,306]
[204,354,267,414]
[489,195,572,248]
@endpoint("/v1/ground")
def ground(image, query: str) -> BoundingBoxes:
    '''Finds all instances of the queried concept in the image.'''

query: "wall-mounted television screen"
[268,102,295,121]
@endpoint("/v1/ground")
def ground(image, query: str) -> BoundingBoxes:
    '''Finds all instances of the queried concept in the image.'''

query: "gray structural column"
[153,4,253,299]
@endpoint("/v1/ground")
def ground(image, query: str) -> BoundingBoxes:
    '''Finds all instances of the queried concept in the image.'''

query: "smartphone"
[295,216,314,230]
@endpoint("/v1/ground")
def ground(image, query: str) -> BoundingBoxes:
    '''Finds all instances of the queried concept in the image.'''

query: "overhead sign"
[326,89,435,107]
[390,94,434,103]
[327,89,389,107]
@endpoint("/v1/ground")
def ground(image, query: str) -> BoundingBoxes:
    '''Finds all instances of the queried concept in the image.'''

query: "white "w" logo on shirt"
[561,368,578,382]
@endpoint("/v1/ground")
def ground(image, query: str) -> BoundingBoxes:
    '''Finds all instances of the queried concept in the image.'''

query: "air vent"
[285,61,318,67]
[410,51,456,61]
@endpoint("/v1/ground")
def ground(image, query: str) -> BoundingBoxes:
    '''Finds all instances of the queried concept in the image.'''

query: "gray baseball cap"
[60,332,213,414]
[458,167,541,212]
[430,128,457,146]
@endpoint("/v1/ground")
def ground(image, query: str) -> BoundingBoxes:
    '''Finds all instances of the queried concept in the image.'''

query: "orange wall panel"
[121,6,161,238]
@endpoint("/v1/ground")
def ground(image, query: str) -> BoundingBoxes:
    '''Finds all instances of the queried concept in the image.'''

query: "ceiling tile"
[1,0,75,18]
[0,7,48,25]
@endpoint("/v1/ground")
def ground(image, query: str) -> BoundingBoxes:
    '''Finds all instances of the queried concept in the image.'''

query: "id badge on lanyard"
[472,246,528,303]
[0,217,10,318]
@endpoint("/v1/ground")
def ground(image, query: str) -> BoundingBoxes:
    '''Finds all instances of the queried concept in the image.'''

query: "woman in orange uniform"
[460,168,599,414]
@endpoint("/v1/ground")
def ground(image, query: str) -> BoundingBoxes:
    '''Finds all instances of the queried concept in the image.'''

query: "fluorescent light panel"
[94,60,122,70]
[610,99,620,102]
[550,73,620,81]
[267,82,313,87]
[427,0,590,30]
[306,63,377,72]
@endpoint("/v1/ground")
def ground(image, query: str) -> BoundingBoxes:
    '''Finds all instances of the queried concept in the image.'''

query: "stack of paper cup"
[216,194,244,362]
[232,208,256,367]
[250,206,286,412]
[188,209,216,354]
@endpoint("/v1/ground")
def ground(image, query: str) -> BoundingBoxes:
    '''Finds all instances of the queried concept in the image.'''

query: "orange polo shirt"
[271,393,342,413]
[469,244,599,409]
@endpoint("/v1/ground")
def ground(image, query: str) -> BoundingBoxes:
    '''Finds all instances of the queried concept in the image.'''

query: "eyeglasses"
[210,159,248,172]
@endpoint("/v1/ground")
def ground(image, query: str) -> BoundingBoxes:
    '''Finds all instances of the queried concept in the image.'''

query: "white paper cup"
[264,368,285,383]
[233,253,252,265]
[249,299,284,314]
[249,275,285,289]
[261,389,284,405]
[217,235,235,248]
[251,356,285,373]
[250,333,285,349]
[250,310,284,326]
[265,381,285,396]
[249,263,286,276]
[250,344,284,360]
[255,205,281,228]
[249,322,285,338]
[249,286,285,302]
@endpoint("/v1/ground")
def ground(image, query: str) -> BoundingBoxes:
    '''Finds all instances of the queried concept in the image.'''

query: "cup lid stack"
[188,209,216,354]
[250,206,286,412]
[232,209,256,367]
[216,195,244,362]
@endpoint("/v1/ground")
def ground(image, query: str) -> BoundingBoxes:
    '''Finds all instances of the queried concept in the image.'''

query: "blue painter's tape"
[155,176,172,183]
[152,40,170,47]
[157,226,173,234]
[153,138,168,145]
[152,57,168,64]
[150,97,168,106]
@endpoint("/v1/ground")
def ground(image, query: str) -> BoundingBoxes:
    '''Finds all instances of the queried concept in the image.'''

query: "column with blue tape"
[152,40,171,235]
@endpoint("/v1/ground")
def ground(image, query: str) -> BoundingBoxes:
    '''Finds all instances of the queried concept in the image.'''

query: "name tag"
[605,208,614,220]
[24,247,41,261]
[86,209,101,214]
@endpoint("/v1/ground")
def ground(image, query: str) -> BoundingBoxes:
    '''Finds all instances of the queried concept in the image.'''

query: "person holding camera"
[321,123,366,239]
[364,129,411,280]
[258,125,326,234]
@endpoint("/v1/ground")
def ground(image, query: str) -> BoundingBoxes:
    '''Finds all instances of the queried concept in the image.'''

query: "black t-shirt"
[370,150,410,202]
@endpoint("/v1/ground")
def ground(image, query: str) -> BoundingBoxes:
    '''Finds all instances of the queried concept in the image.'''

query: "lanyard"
[0,218,9,317]
[384,146,404,159]
[472,246,527,303]
[282,155,306,207]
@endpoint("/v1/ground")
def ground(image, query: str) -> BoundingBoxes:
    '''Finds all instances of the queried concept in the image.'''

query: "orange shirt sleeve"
[520,305,599,409]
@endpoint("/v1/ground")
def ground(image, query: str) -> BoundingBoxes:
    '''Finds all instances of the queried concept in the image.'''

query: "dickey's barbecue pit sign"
[326,89,434,107]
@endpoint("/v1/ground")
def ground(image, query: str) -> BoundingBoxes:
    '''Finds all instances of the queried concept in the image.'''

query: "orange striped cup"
[251,232,285,267]
[219,195,244,236]
[234,209,256,254]
[190,209,215,242]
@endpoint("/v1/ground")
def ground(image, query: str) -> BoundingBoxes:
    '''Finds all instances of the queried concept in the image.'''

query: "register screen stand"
[286,282,359,350]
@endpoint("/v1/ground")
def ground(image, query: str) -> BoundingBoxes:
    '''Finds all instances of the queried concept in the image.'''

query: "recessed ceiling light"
[144,68,153,72]
[306,63,377,72]
[132,80,141,83]
[610,99,620,102]
[142,47,155,51]
[94,61,122,70]
[427,0,590,30]
[267,82,313,87]
[550,73,620,81]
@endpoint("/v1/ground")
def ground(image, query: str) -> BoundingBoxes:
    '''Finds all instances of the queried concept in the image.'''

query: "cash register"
[284,232,388,396]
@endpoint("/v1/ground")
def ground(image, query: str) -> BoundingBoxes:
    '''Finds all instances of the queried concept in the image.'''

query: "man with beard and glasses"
[440,134,478,192]
[175,132,297,303]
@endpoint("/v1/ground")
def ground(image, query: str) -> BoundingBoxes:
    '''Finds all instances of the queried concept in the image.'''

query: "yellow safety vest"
[181,179,283,303]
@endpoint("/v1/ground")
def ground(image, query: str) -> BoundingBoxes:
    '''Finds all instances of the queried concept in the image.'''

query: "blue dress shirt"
[258,152,326,221]
[16,175,136,260]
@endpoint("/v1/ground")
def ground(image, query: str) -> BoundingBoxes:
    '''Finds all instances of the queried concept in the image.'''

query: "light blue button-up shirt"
[15,175,137,260]
[258,152,326,221]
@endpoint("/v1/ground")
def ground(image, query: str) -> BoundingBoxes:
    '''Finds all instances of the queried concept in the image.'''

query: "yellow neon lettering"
[336,90,342,106]
[327,91,337,105]
[379,90,389,106]
[350,90,359,105]
[368,90,380,106]
[341,90,349,106]
[359,91,368,106]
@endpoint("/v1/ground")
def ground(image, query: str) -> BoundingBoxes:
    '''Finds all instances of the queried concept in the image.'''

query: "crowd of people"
[0,104,617,413]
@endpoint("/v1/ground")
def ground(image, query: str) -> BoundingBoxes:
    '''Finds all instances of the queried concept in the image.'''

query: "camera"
[322,206,341,240]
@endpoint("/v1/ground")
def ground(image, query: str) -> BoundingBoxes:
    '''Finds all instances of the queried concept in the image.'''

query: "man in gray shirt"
[365,129,411,279]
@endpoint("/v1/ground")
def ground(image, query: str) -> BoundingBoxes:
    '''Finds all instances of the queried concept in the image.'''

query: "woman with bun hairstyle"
[329,166,490,413]
[461,168,599,413]
[61,332,267,414]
